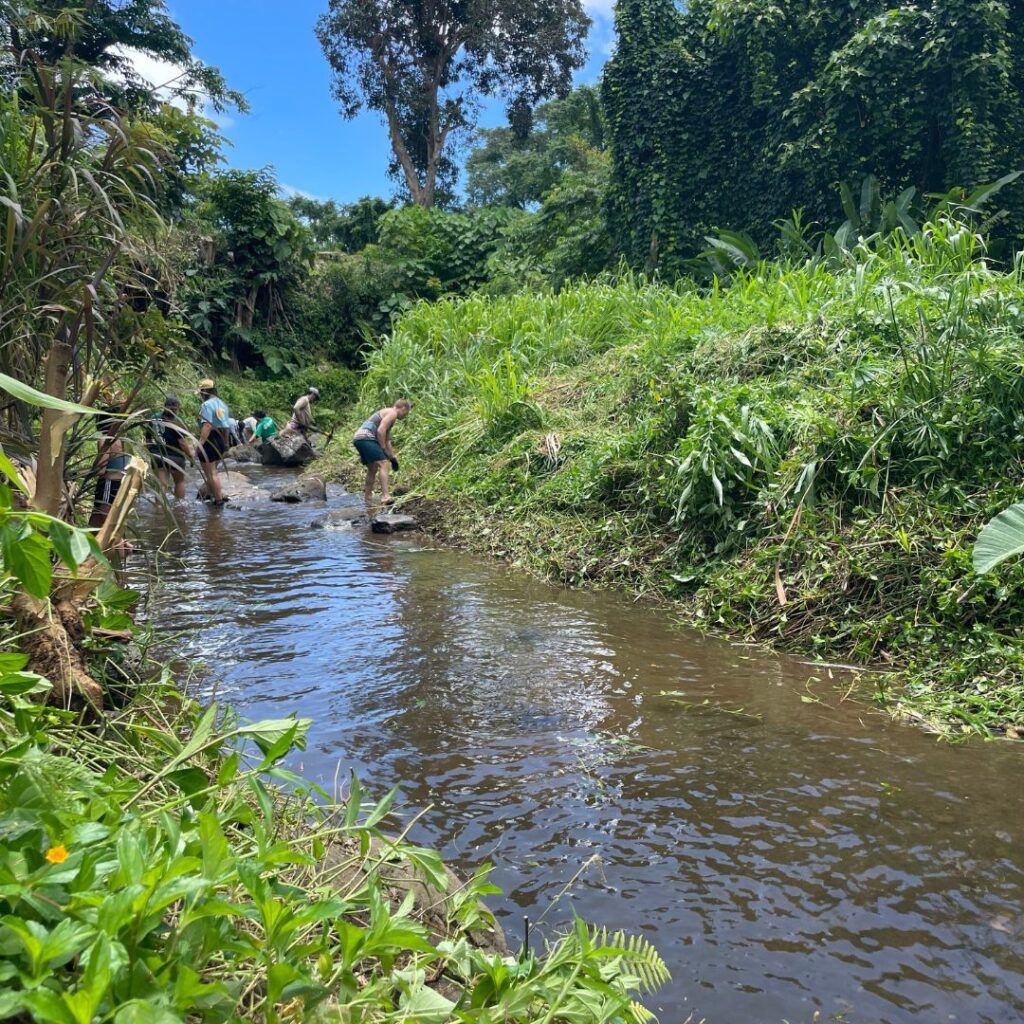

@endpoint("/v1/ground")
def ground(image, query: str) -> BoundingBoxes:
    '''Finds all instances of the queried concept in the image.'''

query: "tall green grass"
[364,220,1024,732]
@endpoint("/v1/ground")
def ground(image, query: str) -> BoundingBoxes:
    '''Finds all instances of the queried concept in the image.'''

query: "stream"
[129,466,1024,1024]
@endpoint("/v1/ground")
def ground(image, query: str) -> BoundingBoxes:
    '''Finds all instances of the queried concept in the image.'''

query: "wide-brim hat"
[198,378,215,390]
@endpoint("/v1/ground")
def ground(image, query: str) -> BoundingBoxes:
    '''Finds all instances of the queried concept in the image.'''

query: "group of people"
[91,378,413,523]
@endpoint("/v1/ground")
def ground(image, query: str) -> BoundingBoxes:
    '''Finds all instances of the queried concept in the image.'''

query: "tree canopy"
[315,0,591,207]
[465,85,605,209]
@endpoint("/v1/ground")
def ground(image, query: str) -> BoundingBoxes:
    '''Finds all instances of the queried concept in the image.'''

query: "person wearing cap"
[146,395,194,499]
[287,386,320,435]
[196,378,231,505]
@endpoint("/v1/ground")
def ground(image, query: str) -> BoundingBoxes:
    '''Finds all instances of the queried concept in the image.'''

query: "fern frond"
[588,925,671,993]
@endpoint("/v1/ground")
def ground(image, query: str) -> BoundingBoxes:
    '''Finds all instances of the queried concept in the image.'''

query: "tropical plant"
[974,504,1024,575]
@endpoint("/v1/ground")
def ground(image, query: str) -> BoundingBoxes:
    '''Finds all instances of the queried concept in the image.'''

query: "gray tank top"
[354,410,383,440]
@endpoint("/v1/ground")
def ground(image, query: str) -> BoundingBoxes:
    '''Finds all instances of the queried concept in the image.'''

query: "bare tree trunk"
[32,337,75,517]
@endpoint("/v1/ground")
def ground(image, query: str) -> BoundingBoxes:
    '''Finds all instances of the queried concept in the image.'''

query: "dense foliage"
[360,219,1024,733]
[604,0,1024,274]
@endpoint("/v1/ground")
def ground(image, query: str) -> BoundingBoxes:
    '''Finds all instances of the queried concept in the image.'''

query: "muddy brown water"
[129,468,1024,1024]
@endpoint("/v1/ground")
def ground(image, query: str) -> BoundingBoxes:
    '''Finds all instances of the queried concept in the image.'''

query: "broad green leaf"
[0,372,103,416]
[399,985,456,1023]
[974,502,1024,574]
[0,448,27,495]
[240,716,311,756]
[0,672,51,697]
[48,521,92,572]
[1,525,52,597]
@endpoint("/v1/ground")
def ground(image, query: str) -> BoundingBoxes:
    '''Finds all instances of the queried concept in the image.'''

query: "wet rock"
[270,475,327,503]
[261,431,316,467]
[311,506,368,529]
[197,470,265,503]
[371,512,418,534]
[223,443,261,464]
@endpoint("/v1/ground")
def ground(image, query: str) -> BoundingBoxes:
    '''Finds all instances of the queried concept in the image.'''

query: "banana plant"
[974,503,1024,574]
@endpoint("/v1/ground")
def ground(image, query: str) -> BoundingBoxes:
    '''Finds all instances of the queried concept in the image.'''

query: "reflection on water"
[129,474,1024,1024]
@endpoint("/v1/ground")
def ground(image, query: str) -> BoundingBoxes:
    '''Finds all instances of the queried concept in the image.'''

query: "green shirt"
[253,416,278,441]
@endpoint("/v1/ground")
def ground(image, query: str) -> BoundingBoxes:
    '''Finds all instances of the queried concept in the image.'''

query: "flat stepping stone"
[371,512,418,534]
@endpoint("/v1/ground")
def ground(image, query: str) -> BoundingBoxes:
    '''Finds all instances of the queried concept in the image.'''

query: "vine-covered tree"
[315,0,591,208]
[604,0,1024,273]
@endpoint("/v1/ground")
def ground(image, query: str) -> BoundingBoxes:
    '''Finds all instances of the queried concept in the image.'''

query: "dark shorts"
[198,434,227,464]
[353,437,388,465]
[94,476,121,508]
[148,446,186,472]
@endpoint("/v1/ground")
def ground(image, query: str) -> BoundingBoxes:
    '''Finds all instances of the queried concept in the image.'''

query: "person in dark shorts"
[196,378,231,505]
[89,406,130,528]
[352,398,412,508]
[147,394,193,499]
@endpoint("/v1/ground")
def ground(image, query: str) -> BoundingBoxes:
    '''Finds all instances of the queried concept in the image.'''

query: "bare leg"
[377,459,392,503]
[364,463,377,508]
[171,467,186,499]
[200,459,223,502]
[156,467,170,492]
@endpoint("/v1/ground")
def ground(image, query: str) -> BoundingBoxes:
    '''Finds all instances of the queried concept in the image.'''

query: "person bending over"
[250,410,277,446]
[288,386,320,435]
[352,398,412,508]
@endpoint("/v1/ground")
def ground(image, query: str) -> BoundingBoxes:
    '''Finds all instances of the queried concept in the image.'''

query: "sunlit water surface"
[128,468,1024,1024]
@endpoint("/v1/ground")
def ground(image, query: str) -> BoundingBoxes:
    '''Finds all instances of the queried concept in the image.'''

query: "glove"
[389,456,399,472]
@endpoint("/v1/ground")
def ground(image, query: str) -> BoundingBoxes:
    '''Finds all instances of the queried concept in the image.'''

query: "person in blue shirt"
[196,378,231,505]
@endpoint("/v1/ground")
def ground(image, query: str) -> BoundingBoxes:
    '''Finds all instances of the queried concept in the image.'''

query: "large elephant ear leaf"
[973,503,1024,574]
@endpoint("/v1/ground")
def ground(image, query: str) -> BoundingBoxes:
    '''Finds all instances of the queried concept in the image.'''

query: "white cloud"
[111,46,191,110]
[109,45,232,127]
[280,184,330,203]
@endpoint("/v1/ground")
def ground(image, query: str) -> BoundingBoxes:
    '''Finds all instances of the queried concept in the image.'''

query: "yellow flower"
[45,845,69,864]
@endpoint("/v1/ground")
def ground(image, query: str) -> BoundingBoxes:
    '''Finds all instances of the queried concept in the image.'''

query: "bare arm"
[378,410,398,455]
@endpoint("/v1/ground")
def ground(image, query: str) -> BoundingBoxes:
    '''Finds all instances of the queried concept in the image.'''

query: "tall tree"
[315,0,591,208]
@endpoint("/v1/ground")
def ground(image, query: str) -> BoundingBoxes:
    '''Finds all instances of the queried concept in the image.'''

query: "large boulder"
[270,475,327,503]
[196,470,265,503]
[371,512,418,534]
[223,443,261,464]
[310,505,368,530]
[261,431,316,467]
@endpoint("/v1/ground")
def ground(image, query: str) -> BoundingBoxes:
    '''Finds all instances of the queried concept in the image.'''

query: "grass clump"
[360,220,1024,734]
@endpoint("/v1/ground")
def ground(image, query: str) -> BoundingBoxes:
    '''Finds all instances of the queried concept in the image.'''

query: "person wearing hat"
[196,378,231,505]
[287,386,320,436]
[146,395,193,499]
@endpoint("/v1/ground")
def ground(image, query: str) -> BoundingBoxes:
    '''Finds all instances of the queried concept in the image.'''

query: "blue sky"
[164,1,617,205]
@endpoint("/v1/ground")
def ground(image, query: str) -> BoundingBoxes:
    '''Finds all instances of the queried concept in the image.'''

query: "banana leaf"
[973,502,1024,574]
